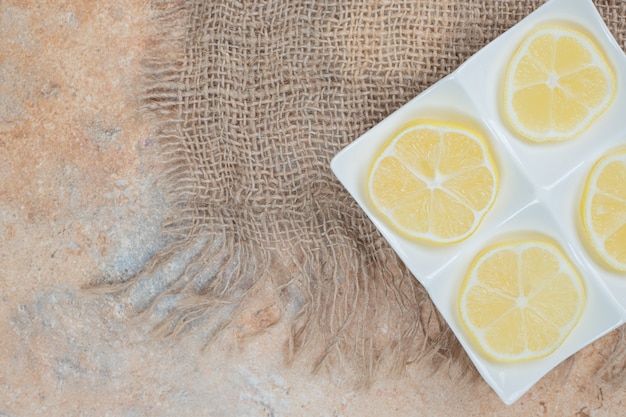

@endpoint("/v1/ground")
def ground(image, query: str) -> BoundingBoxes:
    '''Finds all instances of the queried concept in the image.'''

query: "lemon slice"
[503,25,615,142]
[581,148,626,272]
[366,119,498,244]
[458,240,586,363]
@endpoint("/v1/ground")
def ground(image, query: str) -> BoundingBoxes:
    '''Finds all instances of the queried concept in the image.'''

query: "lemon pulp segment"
[367,120,498,244]
[581,148,626,271]
[459,240,585,362]
[504,26,615,142]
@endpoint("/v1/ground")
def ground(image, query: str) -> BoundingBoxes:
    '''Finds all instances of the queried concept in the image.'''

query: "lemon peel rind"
[503,25,616,143]
[458,240,586,363]
[581,148,626,272]
[366,119,499,245]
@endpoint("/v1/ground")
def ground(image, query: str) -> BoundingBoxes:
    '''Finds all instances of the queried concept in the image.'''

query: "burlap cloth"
[113,0,626,386]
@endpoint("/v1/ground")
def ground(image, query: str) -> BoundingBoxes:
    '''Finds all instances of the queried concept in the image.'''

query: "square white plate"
[331,0,626,405]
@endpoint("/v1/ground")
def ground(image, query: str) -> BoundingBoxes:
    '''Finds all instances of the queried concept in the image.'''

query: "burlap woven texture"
[118,0,626,386]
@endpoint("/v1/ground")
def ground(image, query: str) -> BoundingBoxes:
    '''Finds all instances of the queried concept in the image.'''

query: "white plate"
[331,0,626,405]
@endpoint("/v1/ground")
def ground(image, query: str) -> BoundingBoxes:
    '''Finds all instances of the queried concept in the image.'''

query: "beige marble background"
[1,1,625,415]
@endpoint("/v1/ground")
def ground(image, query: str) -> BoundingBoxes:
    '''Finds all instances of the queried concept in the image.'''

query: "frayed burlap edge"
[89,0,472,387]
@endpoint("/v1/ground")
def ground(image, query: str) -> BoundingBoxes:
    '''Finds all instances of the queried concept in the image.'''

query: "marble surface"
[1,1,625,415]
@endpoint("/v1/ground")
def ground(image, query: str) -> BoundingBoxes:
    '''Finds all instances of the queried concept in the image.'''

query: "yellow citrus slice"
[459,240,586,363]
[503,25,615,142]
[366,119,498,244]
[581,148,626,272]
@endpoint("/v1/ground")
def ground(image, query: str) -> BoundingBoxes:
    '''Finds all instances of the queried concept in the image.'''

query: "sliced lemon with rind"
[581,148,626,272]
[504,25,616,142]
[367,120,498,244]
[459,240,586,363]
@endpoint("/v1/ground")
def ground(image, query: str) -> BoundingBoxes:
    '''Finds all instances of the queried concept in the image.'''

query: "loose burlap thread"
[112,0,626,387]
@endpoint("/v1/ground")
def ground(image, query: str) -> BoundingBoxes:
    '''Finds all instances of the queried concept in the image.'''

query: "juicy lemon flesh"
[582,149,626,271]
[459,241,585,362]
[505,26,615,142]
[367,120,498,244]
